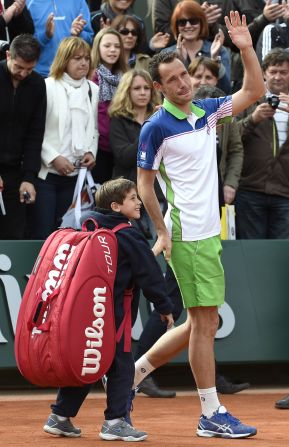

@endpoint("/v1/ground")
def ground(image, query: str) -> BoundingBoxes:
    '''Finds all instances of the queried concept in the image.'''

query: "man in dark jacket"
[0,0,34,60]
[236,48,289,239]
[0,33,46,239]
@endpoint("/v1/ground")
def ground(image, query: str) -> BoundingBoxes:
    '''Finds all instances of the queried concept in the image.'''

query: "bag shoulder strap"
[111,222,133,351]
[116,288,133,352]
[112,222,132,233]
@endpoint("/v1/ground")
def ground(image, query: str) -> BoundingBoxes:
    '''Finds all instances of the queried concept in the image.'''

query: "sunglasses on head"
[119,28,138,36]
[177,18,200,27]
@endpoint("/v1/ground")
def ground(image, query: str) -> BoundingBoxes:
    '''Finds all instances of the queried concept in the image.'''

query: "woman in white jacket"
[29,36,99,239]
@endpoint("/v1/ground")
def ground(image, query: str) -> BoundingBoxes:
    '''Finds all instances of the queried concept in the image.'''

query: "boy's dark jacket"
[82,208,173,329]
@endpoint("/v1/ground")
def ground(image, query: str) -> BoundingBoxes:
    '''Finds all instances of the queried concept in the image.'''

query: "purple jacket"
[92,71,111,152]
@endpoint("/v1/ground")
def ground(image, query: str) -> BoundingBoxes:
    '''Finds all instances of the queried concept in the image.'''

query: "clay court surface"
[0,388,288,447]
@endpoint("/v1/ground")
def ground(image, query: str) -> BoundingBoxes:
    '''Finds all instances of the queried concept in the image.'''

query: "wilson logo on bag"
[14,219,131,387]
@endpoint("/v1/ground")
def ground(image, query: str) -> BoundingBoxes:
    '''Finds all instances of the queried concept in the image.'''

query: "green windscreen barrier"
[0,240,289,368]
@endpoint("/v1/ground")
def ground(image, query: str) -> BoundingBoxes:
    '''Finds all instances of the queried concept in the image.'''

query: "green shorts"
[169,235,225,308]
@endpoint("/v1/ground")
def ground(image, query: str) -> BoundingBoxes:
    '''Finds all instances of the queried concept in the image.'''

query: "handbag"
[61,168,97,229]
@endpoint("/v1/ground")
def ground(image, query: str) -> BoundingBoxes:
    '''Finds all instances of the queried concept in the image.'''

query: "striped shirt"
[137,96,232,241]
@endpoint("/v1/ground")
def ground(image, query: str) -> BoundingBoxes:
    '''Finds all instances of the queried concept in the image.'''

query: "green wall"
[1,240,289,369]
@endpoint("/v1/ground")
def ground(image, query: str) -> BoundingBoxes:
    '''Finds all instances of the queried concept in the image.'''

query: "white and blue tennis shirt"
[137,96,232,242]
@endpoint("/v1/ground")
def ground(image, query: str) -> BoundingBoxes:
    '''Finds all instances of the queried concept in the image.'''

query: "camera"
[267,95,280,109]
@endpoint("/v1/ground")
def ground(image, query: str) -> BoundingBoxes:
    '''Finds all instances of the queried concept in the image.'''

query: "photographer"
[0,34,46,239]
[236,48,289,239]
[0,1,34,60]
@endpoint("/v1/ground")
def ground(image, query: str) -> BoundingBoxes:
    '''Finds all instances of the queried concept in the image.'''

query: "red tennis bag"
[14,219,131,387]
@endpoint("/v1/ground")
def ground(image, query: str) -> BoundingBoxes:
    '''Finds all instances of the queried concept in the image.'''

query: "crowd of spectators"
[1,0,288,242]
[1,0,289,403]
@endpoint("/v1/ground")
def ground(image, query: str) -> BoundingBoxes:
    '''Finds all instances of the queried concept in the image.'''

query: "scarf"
[60,72,93,157]
[97,64,122,102]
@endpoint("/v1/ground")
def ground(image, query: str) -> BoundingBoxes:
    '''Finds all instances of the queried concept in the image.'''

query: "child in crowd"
[90,28,127,184]
[43,178,174,442]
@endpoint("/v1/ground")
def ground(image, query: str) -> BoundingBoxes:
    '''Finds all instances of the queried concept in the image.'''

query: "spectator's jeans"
[235,189,289,239]
[28,173,77,240]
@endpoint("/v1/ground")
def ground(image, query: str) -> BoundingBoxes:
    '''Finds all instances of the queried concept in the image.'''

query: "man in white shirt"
[135,12,265,439]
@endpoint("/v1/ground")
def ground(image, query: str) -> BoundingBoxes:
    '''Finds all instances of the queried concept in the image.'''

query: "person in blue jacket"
[27,0,93,77]
[43,177,174,442]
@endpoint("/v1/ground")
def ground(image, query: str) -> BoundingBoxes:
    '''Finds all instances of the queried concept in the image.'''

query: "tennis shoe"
[197,406,257,438]
[99,418,147,441]
[43,413,81,437]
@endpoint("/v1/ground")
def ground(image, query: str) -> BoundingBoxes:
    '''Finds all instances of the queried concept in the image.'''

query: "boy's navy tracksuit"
[51,209,173,420]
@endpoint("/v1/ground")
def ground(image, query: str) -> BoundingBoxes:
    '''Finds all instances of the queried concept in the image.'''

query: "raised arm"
[224,11,265,115]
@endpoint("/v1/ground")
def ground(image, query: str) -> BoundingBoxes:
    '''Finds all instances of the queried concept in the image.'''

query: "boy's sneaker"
[125,388,138,425]
[197,406,257,439]
[43,413,81,437]
[99,418,147,441]
[101,376,137,426]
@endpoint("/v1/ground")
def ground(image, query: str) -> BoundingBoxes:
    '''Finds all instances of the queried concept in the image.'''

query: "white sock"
[54,414,68,421]
[106,418,122,426]
[133,355,155,389]
[198,387,224,418]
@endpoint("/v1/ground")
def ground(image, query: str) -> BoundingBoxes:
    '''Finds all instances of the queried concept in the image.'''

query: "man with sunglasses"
[136,11,265,439]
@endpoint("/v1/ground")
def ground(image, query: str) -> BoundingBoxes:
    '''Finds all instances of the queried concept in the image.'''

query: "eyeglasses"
[119,28,138,37]
[177,18,200,27]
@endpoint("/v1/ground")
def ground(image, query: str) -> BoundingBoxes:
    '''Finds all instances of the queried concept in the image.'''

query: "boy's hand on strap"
[160,313,174,329]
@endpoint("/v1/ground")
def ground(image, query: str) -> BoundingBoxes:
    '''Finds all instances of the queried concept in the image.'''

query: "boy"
[43,178,174,442]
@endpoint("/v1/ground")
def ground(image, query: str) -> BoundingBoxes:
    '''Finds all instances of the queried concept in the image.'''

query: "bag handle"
[81,218,99,231]
[85,170,97,206]
[74,168,88,228]
[74,169,96,228]
[27,288,59,332]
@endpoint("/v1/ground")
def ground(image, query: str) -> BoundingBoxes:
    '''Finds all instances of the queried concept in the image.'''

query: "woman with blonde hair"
[109,68,161,238]
[90,28,127,184]
[28,36,99,239]
[109,68,159,181]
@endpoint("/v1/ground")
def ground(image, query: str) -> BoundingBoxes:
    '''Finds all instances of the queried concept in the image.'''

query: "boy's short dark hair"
[95,178,137,210]
[10,34,41,62]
